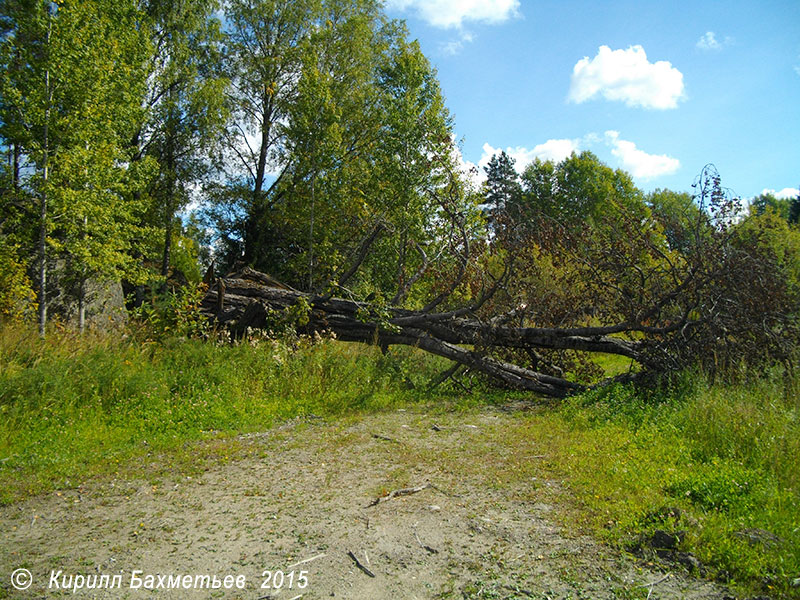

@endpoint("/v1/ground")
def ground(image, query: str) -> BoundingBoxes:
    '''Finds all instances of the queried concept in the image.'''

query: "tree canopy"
[2,0,799,395]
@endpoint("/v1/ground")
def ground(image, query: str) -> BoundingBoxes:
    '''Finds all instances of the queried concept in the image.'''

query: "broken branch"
[367,483,432,507]
[347,550,376,578]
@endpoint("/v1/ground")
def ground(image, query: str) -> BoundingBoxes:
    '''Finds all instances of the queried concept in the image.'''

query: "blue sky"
[384,0,800,200]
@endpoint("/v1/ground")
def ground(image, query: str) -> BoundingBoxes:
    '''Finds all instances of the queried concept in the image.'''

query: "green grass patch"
[0,324,465,502]
[517,373,800,599]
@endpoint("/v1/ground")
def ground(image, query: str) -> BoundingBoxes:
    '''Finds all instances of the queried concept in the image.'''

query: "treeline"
[2,0,800,385]
[0,0,464,333]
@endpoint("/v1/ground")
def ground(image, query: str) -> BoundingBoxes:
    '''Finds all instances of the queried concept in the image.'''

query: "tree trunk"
[78,277,86,334]
[38,24,52,339]
[161,198,173,278]
[38,179,47,338]
[201,268,643,398]
[244,90,274,264]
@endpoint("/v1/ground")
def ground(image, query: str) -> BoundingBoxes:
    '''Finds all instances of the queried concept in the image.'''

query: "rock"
[716,570,732,583]
[57,280,128,330]
[47,260,127,330]
[733,528,783,549]
[650,529,685,549]
[676,551,701,571]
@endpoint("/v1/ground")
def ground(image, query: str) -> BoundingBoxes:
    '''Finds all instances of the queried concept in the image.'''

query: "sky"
[383,0,800,201]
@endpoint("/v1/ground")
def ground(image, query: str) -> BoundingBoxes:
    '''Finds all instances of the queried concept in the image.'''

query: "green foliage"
[518,151,644,227]
[646,188,702,252]
[750,192,793,221]
[163,216,212,284]
[1,0,153,331]
[483,151,521,215]
[0,239,36,320]
[284,296,312,328]
[50,140,149,286]
[733,209,800,302]
[0,0,226,330]
[485,162,800,385]
[130,283,210,339]
[220,0,469,299]
[136,0,228,277]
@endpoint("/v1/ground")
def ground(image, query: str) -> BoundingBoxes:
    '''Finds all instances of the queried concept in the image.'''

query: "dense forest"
[2,0,800,391]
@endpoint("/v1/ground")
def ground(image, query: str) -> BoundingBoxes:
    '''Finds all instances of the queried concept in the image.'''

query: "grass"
[1,323,798,597]
[522,373,800,599]
[0,323,463,502]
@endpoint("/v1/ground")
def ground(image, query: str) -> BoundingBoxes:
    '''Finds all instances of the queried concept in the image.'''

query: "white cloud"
[477,138,581,174]
[604,131,680,179]
[568,45,686,110]
[761,187,800,200]
[521,139,580,163]
[696,31,733,51]
[385,0,520,29]
[440,31,474,56]
[697,31,720,50]
[467,131,679,184]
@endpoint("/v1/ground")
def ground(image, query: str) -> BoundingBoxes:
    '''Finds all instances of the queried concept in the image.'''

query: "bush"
[130,282,209,339]
[0,238,36,321]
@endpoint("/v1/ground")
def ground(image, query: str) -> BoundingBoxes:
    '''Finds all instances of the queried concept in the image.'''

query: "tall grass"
[0,324,451,502]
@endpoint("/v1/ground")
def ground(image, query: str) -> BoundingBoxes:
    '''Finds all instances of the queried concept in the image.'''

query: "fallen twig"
[449,372,473,394]
[347,550,375,578]
[638,572,671,600]
[286,553,325,569]
[413,528,438,554]
[367,483,432,507]
[429,363,463,388]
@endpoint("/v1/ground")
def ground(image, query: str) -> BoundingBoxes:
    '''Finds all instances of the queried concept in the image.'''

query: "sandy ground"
[1,407,733,599]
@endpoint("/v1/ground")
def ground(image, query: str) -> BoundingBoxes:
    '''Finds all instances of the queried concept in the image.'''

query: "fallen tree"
[200,167,800,398]
[200,267,648,397]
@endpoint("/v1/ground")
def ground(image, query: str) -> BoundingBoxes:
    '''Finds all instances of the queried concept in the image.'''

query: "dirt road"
[1,407,731,599]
